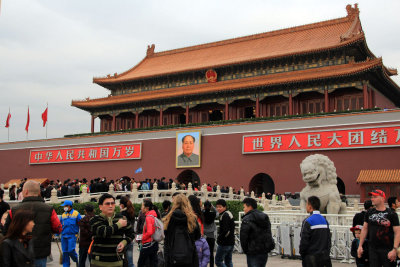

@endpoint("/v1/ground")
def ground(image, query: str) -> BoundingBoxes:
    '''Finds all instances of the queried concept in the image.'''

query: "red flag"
[5,112,11,128]
[42,107,48,127]
[25,107,30,133]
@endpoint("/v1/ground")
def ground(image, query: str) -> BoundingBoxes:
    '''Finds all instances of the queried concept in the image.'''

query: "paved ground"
[48,241,354,267]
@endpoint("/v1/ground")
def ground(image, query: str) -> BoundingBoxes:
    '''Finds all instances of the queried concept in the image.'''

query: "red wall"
[1,129,399,195]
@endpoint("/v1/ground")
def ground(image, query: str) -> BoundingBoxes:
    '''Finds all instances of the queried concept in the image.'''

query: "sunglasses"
[103,202,115,206]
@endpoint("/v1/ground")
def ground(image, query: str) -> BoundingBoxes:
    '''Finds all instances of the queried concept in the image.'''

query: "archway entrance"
[249,173,275,196]
[337,177,345,195]
[177,170,201,188]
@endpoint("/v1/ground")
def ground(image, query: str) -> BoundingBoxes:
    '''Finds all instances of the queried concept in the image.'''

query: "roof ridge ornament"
[346,3,359,19]
[147,44,155,57]
[341,4,362,42]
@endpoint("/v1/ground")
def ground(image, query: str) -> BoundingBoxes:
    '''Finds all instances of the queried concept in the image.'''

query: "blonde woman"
[163,194,201,267]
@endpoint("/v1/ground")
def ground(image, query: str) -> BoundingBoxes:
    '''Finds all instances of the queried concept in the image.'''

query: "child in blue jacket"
[195,236,210,267]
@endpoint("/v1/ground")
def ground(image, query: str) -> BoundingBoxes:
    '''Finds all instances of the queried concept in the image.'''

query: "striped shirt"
[90,212,134,267]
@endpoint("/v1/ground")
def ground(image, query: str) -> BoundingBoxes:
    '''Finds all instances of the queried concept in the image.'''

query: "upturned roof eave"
[93,36,366,87]
[73,59,385,111]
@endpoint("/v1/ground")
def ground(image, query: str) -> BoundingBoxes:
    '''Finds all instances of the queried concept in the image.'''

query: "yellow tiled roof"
[356,169,400,183]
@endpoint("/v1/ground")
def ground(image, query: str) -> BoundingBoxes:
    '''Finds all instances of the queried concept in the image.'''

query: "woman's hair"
[163,194,197,233]
[142,198,159,218]
[3,209,35,240]
[203,200,212,210]
[120,196,135,219]
[188,195,204,224]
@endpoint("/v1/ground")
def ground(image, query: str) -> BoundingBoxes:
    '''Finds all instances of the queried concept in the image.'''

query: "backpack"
[146,215,165,242]
[169,226,194,265]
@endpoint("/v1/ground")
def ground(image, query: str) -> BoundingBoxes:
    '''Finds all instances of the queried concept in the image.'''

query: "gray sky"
[0,0,399,143]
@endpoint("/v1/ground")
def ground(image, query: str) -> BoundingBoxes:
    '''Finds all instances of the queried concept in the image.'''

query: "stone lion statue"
[299,154,346,214]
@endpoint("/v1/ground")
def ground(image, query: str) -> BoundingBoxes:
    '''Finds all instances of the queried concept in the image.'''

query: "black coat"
[1,238,35,267]
[164,209,200,267]
[4,196,56,259]
[240,209,273,254]
[217,210,235,246]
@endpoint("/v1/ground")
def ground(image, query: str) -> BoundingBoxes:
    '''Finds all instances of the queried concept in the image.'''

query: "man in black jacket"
[240,198,274,267]
[4,180,62,267]
[215,199,235,267]
[300,196,332,267]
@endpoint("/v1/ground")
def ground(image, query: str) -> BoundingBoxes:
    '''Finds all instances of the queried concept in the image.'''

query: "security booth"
[357,169,400,202]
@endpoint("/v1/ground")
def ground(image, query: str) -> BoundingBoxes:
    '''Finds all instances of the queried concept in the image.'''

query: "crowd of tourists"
[1,179,400,267]
[6,177,241,200]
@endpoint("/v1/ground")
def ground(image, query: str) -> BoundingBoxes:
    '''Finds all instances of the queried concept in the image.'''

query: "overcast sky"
[0,0,399,143]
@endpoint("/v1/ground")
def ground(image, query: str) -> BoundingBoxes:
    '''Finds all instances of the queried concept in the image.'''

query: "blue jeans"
[215,245,233,267]
[246,254,268,267]
[125,242,135,267]
[34,258,47,267]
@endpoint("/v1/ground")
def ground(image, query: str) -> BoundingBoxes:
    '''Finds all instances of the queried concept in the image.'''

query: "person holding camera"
[90,193,135,267]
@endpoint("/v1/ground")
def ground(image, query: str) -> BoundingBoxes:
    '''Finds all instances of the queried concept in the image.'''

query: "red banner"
[30,143,141,164]
[243,126,400,154]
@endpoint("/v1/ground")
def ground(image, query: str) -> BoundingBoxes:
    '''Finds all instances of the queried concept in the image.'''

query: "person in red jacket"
[137,199,160,267]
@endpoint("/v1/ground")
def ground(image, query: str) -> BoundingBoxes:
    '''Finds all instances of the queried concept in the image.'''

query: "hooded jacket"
[217,210,235,246]
[164,209,200,267]
[240,209,273,254]
[141,209,158,244]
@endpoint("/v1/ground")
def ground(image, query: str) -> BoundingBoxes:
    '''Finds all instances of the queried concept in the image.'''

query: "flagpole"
[46,102,48,139]
[26,105,29,140]
[7,107,10,142]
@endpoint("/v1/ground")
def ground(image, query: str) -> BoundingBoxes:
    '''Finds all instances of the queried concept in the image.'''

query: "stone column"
[50,188,59,203]
[201,184,207,203]
[289,93,293,115]
[131,182,138,204]
[3,188,9,201]
[261,192,266,207]
[185,105,189,124]
[229,187,234,200]
[264,198,270,211]
[152,182,158,203]
[135,112,139,128]
[353,199,359,210]
[250,191,255,199]
[81,185,90,203]
[324,89,329,112]
[0,184,4,190]
[91,115,95,133]
[225,102,229,120]
[363,83,369,109]
[216,185,221,199]
[255,97,260,118]
[159,108,163,126]
[271,194,277,205]
[112,114,116,131]
[108,183,115,197]
[187,183,193,196]
[240,188,245,201]
[368,87,373,108]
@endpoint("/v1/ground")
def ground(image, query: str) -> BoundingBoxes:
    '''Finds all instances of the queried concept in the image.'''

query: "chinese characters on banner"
[243,126,400,154]
[29,143,141,164]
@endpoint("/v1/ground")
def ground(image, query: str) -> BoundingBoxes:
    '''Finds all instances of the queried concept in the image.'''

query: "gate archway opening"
[177,170,201,189]
[249,173,275,197]
[337,177,345,195]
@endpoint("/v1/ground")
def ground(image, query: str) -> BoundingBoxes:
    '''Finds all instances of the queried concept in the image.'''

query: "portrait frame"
[176,130,201,168]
